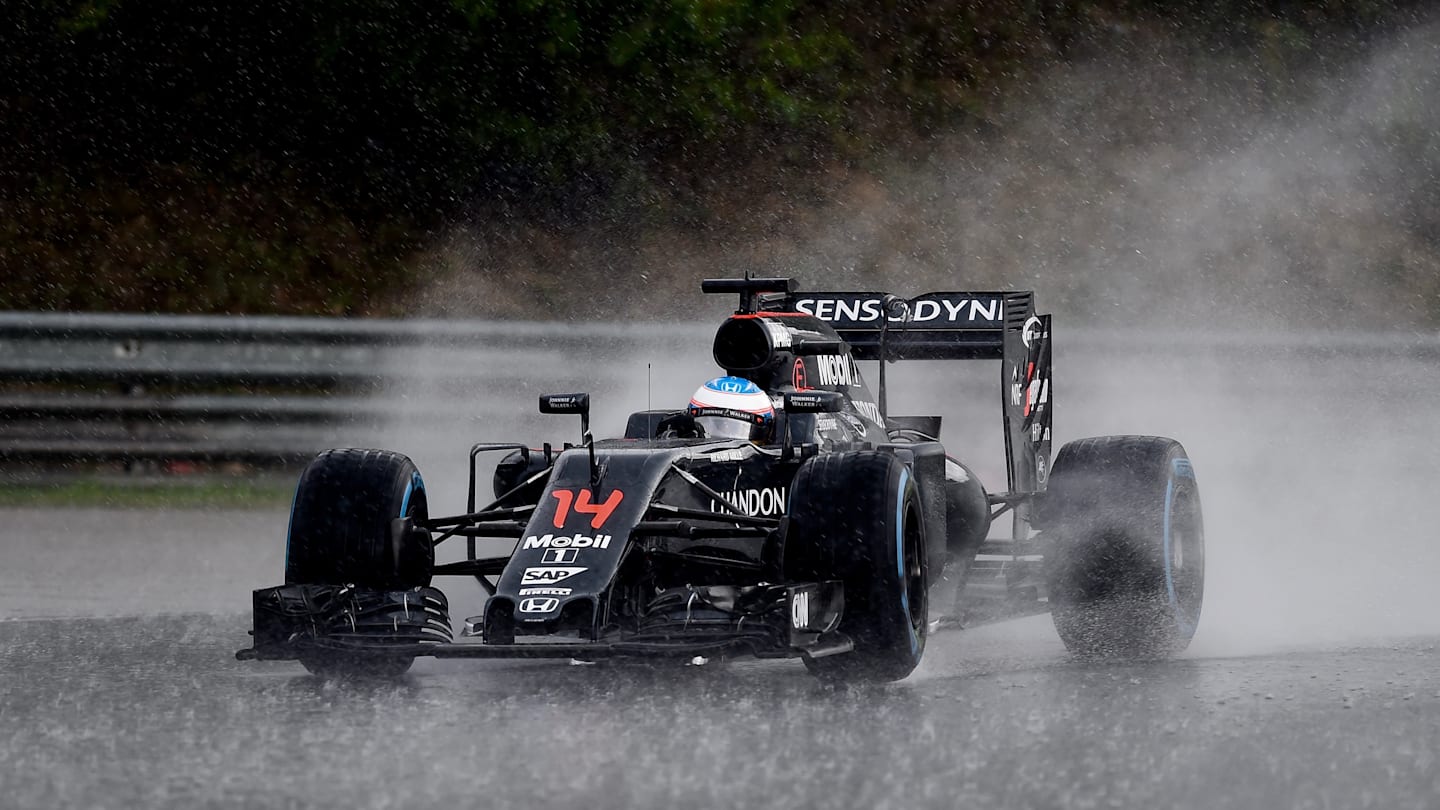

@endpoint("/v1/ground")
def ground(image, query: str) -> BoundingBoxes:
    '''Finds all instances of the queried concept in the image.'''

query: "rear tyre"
[1042,436,1204,659]
[786,451,928,682]
[285,448,434,678]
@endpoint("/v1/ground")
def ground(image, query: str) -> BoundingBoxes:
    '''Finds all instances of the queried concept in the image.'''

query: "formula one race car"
[238,277,1205,682]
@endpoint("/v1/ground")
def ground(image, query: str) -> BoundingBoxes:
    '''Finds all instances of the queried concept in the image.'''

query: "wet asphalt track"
[2,509,1439,809]
[4,336,1440,807]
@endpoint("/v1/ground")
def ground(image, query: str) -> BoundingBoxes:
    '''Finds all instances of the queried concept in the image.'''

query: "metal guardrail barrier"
[2,310,1437,467]
[0,311,695,386]
[0,311,706,465]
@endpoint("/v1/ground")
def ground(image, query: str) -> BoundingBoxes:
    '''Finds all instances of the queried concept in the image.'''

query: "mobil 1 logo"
[541,548,580,565]
[523,533,612,550]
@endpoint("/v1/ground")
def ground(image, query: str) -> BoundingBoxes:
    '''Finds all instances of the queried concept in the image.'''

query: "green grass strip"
[0,477,296,510]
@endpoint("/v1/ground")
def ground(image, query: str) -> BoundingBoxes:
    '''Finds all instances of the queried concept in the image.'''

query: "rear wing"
[780,290,1053,495]
[782,291,1017,361]
[701,278,1052,495]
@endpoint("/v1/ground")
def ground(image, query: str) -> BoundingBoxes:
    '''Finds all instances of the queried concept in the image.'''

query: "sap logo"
[794,296,1004,324]
[519,597,559,613]
[521,567,587,584]
[523,533,612,550]
[541,548,580,565]
[852,400,883,425]
[814,355,862,388]
[710,486,788,517]
[519,587,572,596]
[791,590,810,630]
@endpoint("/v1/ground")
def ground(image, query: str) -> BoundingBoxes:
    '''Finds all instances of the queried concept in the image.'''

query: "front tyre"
[285,448,434,678]
[1042,436,1204,658]
[786,451,928,682]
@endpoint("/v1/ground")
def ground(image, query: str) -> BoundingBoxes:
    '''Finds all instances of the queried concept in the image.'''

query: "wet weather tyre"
[1042,436,1204,659]
[285,449,434,679]
[786,451,928,682]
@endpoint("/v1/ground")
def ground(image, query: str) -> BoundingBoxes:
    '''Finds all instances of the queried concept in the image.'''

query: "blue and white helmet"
[688,376,775,442]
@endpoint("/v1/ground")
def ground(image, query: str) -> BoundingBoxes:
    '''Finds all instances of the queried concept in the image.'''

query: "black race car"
[238,277,1205,682]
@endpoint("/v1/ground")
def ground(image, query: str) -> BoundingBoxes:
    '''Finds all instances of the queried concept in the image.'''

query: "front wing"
[236,580,850,663]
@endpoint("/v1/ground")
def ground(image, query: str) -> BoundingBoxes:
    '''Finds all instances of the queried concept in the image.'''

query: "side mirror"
[780,391,843,461]
[539,392,592,447]
[539,392,590,416]
[784,390,845,414]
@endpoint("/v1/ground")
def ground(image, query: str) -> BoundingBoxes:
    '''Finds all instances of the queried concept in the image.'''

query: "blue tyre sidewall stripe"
[896,467,919,656]
[400,470,424,519]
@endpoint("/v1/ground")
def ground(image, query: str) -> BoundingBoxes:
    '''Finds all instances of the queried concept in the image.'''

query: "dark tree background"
[1,0,1433,321]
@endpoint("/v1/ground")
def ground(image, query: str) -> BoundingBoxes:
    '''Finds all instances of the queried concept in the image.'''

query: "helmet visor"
[695,415,755,440]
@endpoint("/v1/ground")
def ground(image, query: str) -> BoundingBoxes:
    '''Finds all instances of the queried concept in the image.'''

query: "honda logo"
[519,597,560,613]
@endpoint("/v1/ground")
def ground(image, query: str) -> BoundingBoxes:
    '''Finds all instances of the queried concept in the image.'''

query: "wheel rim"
[1166,482,1204,629]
